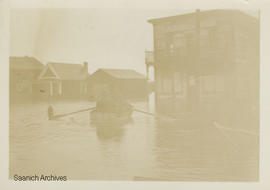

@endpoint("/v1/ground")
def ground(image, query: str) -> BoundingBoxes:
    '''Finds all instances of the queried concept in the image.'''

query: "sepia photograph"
[9,7,260,182]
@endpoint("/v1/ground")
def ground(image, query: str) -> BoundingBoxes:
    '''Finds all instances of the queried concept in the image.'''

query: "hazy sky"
[10,9,258,75]
[10,8,191,75]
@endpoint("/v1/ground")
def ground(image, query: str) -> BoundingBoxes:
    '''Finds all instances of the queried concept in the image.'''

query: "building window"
[169,43,174,54]
[200,29,209,48]
[156,37,166,50]
[201,75,216,93]
[215,76,225,92]
[16,81,25,92]
[235,32,248,58]
[235,77,249,98]
[158,77,163,92]
[159,73,172,93]
[220,30,232,48]
[201,75,225,94]
[84,83,88,93]
[174,33,186,56]
[208,28,218,48]
[163,76,172,93]
[185,33,194,49]
[174,72,184,94]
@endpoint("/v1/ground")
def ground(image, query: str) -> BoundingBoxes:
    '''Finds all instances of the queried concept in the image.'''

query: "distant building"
[9,56,44,101]
[88,69,148,100]
[38,62,89,99]
[146,10,259,115]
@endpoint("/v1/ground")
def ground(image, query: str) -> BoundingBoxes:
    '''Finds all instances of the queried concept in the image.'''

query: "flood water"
[9,96,259,181]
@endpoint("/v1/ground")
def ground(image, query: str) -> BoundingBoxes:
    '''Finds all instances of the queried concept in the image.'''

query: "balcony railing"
[145,51,154,66]
[145,46,233,68]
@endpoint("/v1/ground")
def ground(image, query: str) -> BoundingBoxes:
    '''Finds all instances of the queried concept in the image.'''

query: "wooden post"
[29,83,32,94]
[195,9,200,110]
[84,82,87,94]
[196,9,200,59]
[49,81,53,96]
[146,65,149,80]
[48,105,54,120]
[80,81,83,94]
[59,81,62,95]
[171,70,175,112]
[155,67,159,112]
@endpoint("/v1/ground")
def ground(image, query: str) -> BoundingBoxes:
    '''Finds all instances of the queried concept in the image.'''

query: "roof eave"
[147,10,258,25]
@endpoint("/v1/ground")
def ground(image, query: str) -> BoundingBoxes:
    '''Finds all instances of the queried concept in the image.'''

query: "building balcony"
[145,50,154,66]
[145,46,233,72]
[155,46,233,61]
[154,48,197,65]
[146,47,234,76]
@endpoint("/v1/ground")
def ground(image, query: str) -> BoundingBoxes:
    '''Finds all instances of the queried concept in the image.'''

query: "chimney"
[83,62,88,73]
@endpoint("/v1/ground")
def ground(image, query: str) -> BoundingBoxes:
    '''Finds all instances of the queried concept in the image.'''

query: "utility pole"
[196,9,200,69]
[195,9,201,111]
[187,9,201,113]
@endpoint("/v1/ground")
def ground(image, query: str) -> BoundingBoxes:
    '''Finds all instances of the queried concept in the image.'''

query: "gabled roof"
[39,62,89,80]
[9,56,44,70]
[97,68,146,79]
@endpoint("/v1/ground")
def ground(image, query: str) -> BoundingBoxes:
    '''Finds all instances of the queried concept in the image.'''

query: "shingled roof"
[97,68,146,79]
[39,62,89,80]
[9,56,44,70]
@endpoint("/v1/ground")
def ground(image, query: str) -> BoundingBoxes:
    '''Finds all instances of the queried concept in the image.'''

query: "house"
[38,62,89,99]
[146,10,259,116]
[9,56,44,102]
[88,69,148,100]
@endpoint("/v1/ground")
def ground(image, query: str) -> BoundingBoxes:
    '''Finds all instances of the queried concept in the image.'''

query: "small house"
[38,62,89,99]
[9,56,44,102]
[88,69,148,100]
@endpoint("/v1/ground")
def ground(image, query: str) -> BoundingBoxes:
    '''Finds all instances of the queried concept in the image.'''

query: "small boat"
[90,97,133,125]
[90,109,132,124]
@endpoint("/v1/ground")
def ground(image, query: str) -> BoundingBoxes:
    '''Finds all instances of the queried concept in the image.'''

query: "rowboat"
[90,109,132,124]
[90,98,133,126]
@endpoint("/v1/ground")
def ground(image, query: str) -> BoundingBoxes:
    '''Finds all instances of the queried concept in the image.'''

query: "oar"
[51,106,96,120]
[133,108,181,121]
[133,108,156,116]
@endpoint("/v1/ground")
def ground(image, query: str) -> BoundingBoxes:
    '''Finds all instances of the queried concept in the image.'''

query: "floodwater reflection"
[94,118,133,141]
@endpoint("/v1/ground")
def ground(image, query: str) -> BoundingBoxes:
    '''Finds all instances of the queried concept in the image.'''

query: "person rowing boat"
[91,91,133,124]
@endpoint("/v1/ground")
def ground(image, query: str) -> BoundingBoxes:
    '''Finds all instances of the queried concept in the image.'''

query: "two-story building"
[146,10,259,120]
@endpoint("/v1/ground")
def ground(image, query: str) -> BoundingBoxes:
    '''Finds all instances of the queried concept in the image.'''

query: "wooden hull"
[90,110,132,126]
